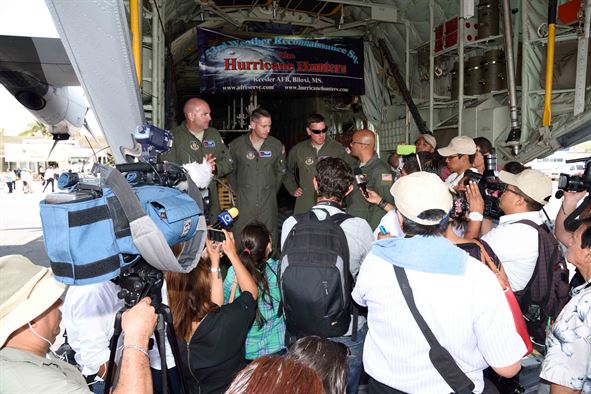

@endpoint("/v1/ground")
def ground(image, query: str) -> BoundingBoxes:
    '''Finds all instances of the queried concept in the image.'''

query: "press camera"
[40,125,206,290]
[450,154,505,220]
[557,157,591,193]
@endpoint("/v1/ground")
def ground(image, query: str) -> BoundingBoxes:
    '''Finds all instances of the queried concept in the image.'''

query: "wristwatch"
[468,211,484,222]
[210,267,221,273]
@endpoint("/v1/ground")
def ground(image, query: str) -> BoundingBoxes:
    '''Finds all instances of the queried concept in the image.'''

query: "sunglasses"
[310,127,328,135]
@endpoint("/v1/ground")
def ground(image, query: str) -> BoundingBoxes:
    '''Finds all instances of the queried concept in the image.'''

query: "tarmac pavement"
[0,179,51,267]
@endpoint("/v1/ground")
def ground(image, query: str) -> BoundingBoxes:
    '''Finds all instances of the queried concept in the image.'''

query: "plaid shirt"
[223,259,286,359]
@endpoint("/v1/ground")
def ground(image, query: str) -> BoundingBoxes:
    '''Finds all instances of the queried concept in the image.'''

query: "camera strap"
[393,265,475,394]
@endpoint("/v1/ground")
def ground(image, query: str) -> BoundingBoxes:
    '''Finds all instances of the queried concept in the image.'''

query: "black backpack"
[514,220,571,345]
[279,208,354,339]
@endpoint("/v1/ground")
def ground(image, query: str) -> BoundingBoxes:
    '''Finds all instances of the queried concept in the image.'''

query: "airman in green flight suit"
[162,98,234,223]
[228,108,286,248]
[283,113,353,215]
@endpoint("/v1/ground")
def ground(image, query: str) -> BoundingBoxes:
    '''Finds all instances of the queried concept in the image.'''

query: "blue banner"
[198,28,365,94]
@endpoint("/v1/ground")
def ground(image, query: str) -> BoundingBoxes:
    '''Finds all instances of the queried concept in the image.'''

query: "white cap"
[499,169,552,205]
[418,134,437,149]
[438,136,477,156]
[390,172,452,225]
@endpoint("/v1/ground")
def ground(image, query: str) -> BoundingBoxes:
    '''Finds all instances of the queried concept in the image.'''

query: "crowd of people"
[1,164,60,194]
[1,98,589,394]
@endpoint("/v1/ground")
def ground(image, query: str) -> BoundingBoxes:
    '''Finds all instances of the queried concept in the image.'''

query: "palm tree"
[19,121,52,138]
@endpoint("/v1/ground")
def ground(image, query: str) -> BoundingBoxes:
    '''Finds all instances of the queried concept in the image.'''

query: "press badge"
[203,140,216,148]
[259,151,272,158]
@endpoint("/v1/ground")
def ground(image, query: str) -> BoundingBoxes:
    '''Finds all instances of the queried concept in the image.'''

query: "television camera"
[41,124,207,286]
[41,124,211,394]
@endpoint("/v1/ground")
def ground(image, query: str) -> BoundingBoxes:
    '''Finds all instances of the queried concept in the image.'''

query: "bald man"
[346,129,394,229]
[163,98,234,222]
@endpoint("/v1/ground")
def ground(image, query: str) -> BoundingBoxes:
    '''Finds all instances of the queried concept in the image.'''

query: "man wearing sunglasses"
[283,113,352,214]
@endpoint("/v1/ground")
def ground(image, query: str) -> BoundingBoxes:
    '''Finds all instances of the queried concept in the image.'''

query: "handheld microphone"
[354,167,369,198]
[210,207,239,229]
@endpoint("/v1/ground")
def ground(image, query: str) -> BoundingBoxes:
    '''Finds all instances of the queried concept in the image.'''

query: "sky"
[0,0,103,137]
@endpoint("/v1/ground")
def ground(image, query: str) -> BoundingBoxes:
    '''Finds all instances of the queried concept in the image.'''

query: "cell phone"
[208,228,226,242]
[396,144,416,155]
[379,225,388,235]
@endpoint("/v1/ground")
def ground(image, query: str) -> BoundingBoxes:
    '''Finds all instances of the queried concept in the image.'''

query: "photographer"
[166,232,258,394]
[480,170,552,292]
[0,255,157,394]
[555,190,590,248]
[62,277,179,393]
[438,136,477,188]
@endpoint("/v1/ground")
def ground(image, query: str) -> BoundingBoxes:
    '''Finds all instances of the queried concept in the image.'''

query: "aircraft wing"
[0,35,77,89]
[0,34,86,137]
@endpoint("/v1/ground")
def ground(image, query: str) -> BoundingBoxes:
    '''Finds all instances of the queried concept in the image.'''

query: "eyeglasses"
[503,186,527,199]
[351,141,370,146]
[310,127,328,134]
[445,154,463,161]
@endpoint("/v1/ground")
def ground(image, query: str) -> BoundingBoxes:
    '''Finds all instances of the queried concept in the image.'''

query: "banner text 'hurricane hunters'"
[198,29,365,94]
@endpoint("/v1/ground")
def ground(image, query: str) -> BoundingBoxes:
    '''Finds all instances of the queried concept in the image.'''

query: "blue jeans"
[329,323,368,394]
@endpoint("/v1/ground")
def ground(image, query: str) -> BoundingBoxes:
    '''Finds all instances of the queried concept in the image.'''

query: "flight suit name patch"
[203,140,216,148]
[259,151,272,158]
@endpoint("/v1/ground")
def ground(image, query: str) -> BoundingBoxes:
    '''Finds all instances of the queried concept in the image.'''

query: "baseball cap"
[438,136,476,157]
[499,169,552,205]
[418,134,437,149]
[0,255,67,347]
[391,172,453,225]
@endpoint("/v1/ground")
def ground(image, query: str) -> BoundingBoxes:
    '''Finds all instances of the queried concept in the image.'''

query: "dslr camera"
[450,154,505,221]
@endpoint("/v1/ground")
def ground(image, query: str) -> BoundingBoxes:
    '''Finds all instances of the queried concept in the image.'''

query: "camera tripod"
[103,261,187,394]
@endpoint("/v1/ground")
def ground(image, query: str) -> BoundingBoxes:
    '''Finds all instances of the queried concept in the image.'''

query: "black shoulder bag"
[393,265,475,394]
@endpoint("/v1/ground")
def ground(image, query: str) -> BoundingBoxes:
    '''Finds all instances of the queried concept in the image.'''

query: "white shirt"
[373,209,404,240]
[352,252,526,393]
[44,168,55,180]
[62,280,175,376]
[481,211,543,291]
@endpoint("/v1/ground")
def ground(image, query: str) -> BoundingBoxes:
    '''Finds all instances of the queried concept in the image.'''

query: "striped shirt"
[352,252,526,393]
[223,259,286,359]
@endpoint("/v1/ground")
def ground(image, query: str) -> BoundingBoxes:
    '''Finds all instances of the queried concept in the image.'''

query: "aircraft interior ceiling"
[2,0,588,164]
[156,0,590,163]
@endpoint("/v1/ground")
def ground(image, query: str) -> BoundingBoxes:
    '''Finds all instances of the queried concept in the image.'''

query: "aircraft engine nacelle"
[16,85,87,136]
